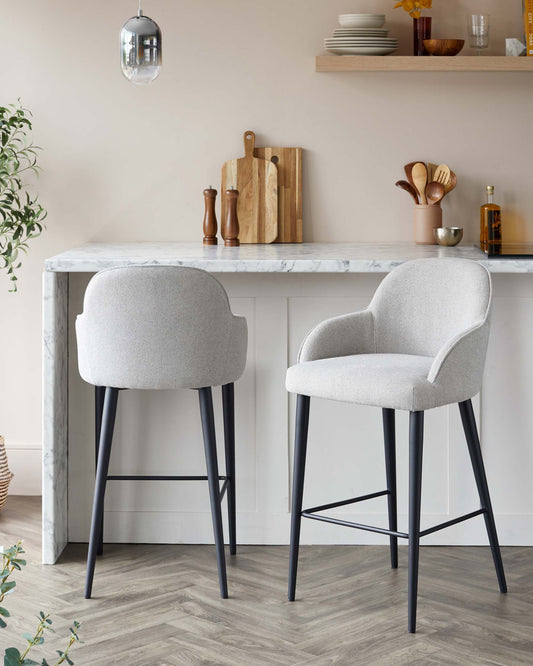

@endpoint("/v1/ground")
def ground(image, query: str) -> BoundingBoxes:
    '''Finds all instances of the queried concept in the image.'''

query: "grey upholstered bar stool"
[76,266,247,599]
[286,258,506,633]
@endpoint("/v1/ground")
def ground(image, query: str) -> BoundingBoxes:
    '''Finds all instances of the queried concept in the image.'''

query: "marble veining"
[44,242,533,274]
[42,272,69,564]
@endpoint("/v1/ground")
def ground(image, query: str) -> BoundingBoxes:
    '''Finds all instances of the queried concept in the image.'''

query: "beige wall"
[0,0,530,489]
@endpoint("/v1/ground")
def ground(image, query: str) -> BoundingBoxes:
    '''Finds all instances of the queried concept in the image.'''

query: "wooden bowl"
[423,39,465,56]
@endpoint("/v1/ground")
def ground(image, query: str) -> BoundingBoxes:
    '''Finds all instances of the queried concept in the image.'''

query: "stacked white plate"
[325,14,398,55]
[338,14,385,28]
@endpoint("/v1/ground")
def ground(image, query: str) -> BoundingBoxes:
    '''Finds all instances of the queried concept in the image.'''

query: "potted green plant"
[0,101,46,292]
[0,101,46,512]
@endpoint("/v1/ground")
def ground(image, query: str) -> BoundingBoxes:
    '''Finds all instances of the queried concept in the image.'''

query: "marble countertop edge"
[43,242,533,274]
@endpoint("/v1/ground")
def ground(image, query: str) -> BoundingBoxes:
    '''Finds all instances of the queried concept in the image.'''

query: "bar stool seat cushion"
[287,353,438,411]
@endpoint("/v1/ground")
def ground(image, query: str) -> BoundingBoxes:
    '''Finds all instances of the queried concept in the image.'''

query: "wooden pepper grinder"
[203,187,218,245]
[224,188,240,247]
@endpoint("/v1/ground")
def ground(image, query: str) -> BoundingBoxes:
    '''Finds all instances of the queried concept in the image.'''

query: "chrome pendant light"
[120,0,162,85]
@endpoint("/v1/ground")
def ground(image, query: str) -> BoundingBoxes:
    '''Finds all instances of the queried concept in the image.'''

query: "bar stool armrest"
[427,320,490,400]
[298,310,375,363]
[226,315,248,381]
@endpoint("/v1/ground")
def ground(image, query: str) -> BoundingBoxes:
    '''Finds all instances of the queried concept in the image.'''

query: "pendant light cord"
[138,0,142,17]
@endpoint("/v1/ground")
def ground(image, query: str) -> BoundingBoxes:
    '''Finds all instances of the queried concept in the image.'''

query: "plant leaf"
[4,647,21,666]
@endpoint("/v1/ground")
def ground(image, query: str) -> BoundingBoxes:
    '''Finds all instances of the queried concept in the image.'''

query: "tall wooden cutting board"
[221,131,278,244]
[254,145,303,243]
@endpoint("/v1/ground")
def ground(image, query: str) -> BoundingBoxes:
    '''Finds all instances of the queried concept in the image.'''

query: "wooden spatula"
[395,180,419,204]
[434,164,452,189]
[412,163,428,205]
[221,131,278,244]
[444,170,457,196]
[427,162,438,184]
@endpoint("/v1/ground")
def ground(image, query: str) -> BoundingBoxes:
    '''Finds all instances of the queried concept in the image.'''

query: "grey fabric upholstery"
[76,266,247,390]
[287,258,492,411]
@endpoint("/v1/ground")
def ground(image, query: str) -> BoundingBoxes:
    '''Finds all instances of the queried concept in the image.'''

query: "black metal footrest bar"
[304,490,390,515]
[106,474,230,503]
[302,512,408,539]
[106,475,229,481]
[219,478,229,501]
[302,491,487,540]
[419,508,487,537]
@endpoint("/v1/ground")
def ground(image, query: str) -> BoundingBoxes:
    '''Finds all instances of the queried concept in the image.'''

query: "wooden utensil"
[425,181,445,206]
[427,162,438,184]
[404,161,421,190]
[254,145,302,243]
[221,131,278,244]
[395,180,419,204]
[434,164,451,188]
[412,162,428,205]
[444,170,457,196]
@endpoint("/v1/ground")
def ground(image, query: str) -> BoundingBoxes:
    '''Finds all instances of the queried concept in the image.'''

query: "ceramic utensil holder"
[414,204,442,244]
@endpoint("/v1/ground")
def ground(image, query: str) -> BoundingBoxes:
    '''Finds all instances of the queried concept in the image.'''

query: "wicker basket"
[0,435,14,512]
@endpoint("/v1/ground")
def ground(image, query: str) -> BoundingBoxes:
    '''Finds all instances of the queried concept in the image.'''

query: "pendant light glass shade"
[120,9,162,85]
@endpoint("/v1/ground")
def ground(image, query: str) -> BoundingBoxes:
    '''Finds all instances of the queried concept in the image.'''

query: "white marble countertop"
[44,242,533,273]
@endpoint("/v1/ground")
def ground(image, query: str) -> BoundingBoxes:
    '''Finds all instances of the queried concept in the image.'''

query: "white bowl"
[339,14,385,28]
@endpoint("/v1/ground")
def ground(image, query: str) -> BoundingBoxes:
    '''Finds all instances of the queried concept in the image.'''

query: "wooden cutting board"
[254,145,303,243]
[221,131,278,244]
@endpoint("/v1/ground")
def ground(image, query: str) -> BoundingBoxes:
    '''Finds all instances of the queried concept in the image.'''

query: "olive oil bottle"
[480,185,502,254]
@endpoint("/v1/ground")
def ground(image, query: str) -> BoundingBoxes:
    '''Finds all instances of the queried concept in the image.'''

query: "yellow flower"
[394,0,433,18]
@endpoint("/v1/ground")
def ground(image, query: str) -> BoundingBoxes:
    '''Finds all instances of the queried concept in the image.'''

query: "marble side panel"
[42,271,69,564]
[44,242,533,274]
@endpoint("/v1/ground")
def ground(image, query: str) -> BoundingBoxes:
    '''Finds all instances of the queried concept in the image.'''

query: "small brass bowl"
[423,39,465,56]
[434,227,464,247]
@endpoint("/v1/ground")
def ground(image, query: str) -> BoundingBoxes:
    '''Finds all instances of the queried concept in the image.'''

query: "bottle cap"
[486,185,495,193]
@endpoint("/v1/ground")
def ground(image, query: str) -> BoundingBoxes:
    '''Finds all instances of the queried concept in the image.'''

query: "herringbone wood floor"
[1,497,532,665]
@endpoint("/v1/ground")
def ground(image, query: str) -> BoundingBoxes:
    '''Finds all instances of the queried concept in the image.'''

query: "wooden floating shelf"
[316,56,533,72]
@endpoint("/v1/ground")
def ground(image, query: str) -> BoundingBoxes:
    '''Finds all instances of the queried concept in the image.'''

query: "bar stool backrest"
[76,265,247,390]
[369,258,492,358]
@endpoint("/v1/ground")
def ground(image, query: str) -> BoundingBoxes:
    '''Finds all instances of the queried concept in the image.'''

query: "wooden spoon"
[434,164,451,188]
[412,162,428,205]
[425,181,445,206]
[395,180,419,204]
[404,161,421,190]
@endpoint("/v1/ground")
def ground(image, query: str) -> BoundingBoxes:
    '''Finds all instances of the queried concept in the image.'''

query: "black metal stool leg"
[459,399,507,593]
[288,394,311,602]
[95,386,105,556]
[199,387,228,599]
[408,411,424,633]
[85,387,118,599]
[222,383,237,556]
[383,408,398,569]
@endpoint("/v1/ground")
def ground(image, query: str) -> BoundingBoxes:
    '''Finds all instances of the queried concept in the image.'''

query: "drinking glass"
[468,14,490,55]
